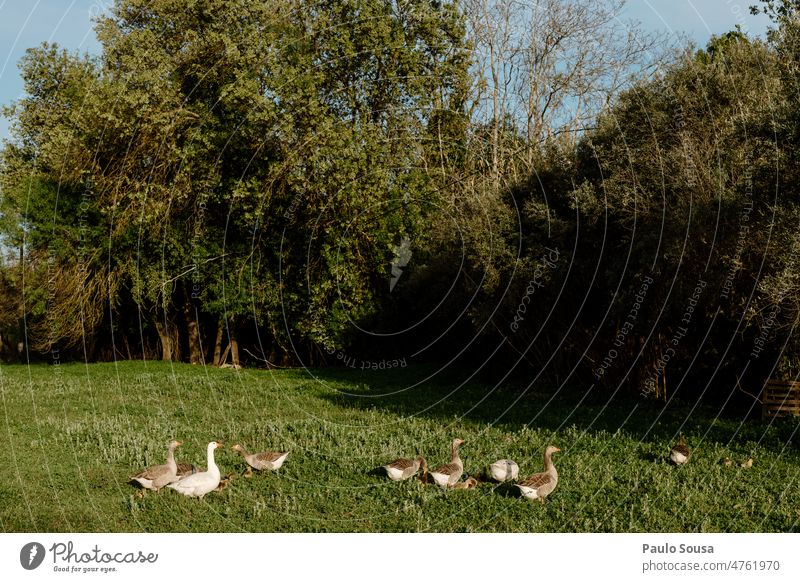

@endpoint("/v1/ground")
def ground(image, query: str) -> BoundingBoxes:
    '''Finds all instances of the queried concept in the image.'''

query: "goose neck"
[166,447,177,473]
[544,451,557,476]
[207,446,220,476]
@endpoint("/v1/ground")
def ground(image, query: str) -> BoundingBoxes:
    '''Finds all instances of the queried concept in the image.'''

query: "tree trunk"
[218,344,231,367]
[184,304,203,365]
[155,317,181,361]
[123,334,132,360]
[154,321,171,361]
[212,319,225,366]
[85,333,98,362]
[230,324,240,368]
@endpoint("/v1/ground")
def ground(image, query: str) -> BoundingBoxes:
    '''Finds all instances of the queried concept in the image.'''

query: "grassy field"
[0,361,798,532]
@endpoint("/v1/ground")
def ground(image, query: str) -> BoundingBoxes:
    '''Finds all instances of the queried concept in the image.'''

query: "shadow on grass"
[366,466,386,478]
[490,482,521,498]
[310,364,800,452]
[638,451,664,464]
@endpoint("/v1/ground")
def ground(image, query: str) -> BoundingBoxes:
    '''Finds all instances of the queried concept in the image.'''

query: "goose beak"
[554,447,562,452]
[176,441,183,447]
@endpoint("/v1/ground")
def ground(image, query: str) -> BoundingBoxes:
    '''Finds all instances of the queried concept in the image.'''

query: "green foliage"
[490,28,800,394]
[0,0,471,362]
[750,0,800,20]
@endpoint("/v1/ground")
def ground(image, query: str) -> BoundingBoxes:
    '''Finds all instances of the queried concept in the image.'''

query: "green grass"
[0,361,798,532]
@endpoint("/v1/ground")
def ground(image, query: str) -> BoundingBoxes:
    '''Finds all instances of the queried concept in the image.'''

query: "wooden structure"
[762,380,800,419]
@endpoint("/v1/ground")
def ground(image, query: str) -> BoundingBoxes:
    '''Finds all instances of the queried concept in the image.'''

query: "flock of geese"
[130,437,562,503]
[382,439,562,502]
[131,436,707,502]
[131,440,288,499]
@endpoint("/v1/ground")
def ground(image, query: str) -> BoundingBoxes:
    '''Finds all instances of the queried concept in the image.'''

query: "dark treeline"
[2,0,800,405]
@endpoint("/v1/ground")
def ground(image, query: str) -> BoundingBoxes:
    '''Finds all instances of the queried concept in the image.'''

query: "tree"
[465,0,667,177]
[503,31,790,398]
[0,0,471,366]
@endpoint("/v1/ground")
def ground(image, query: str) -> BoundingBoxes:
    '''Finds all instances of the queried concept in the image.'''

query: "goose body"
[383,456,426,481]
[670,437,691,465]
[489,459,519,482]
[176,462,199,477]
[429,438,465,489]
[231,444,288,476]
[517,446,560,503]
[168,442,222,498]
[130,440,182,491]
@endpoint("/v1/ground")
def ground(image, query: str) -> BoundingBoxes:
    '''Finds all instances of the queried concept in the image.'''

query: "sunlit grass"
[0,361,798,532]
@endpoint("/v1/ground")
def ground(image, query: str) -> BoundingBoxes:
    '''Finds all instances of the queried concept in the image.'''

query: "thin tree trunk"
[155,321,172,361]
[184,304,203,365]
[218,343,231,367]
[230,325,240,368]
[155,317,181,361]
[171,320,181,361]
[86,333,97,362]
[212,319,225,366]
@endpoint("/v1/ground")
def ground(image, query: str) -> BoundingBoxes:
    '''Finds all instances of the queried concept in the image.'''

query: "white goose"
[489,459,519,482]
[168,441,223,499]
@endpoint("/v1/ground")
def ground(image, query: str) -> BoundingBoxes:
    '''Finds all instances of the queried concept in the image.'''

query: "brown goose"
[670,436,691,465]
[516,445,560,503]
[429,438,465,489]
[231,444,289,477]
[130,440,182,491]
[383,456,427,482]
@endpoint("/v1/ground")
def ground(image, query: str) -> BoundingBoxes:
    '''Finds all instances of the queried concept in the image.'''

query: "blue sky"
[0,0,101,141]
[0,0,772,142]
[626,0,769,41]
